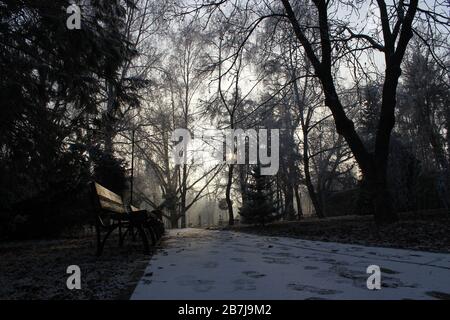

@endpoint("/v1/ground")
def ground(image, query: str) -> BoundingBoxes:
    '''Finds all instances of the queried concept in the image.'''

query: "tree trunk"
[167,193,179,229]
[294,184,303,219]
[368,171,397,226]
[303,132,324,218]
[281,0,419,225]
[226,164,234,225]
[284,186,296,220]
[104,80,117,155]
[239,165,248,208]
[170,217,179,229]
[446,109,450,163]
[180,163,188,228]
[180,207,186,228]
[316,69,398,224]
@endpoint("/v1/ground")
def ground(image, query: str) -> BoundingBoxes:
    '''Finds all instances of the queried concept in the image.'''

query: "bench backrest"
[130,204,162,221]
[91,182,126,215]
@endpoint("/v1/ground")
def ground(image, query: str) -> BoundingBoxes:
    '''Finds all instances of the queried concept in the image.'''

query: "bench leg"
[145,225,157,246]
[118,221,124,247]
[136,225,150,255]
[130,226,137,242]
[96,226,118,257]
[95,224,102,256]
[121,227,130,243]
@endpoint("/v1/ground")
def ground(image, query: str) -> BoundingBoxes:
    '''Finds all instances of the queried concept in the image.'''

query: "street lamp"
[130,128,135,206]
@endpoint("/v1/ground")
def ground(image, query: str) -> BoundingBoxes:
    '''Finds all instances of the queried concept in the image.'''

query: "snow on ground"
[131,228,450,300]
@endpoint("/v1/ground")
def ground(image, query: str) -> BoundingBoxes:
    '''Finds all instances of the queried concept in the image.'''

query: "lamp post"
[130,128,135,206]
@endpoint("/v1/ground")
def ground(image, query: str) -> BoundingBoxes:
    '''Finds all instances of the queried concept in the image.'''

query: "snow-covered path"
[131,228,450,300]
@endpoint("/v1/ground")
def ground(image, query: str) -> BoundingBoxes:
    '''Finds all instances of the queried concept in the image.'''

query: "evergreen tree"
[239,166,279,226]
[0,0,139,237]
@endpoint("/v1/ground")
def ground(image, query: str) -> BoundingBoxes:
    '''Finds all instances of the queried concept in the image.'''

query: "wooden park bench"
[90,182,165,256]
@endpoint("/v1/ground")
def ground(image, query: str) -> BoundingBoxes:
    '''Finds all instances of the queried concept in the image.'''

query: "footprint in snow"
[380,267,400,274]
[425,291,450,300]
[242,271,266,279]
[288,283,342,295]
[203,261,218,268]
[176,276,216,292]
[230,257,246,262]
[304,266,319,270]
[233,278,257,291]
